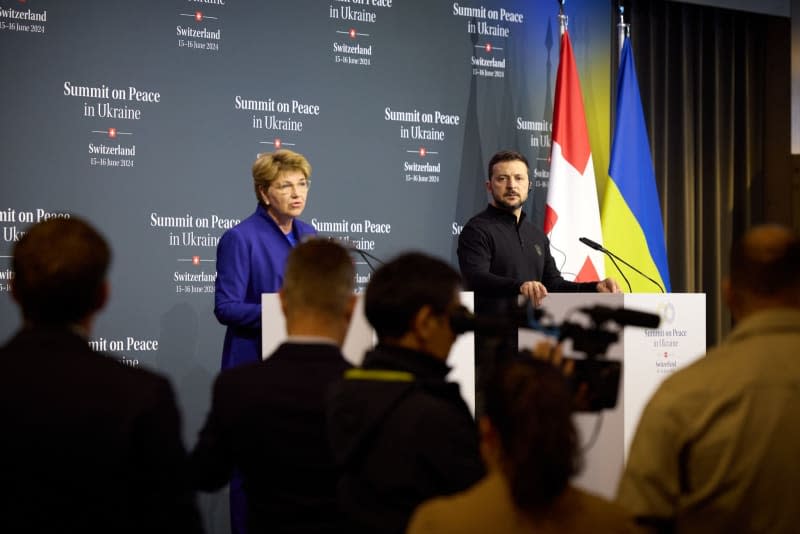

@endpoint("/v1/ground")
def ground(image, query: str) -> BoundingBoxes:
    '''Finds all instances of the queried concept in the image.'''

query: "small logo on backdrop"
[179,10,219,23]
[259,138,295,149]
[405,147,438,157]
[89,127,131,139]
[474,41,503,54]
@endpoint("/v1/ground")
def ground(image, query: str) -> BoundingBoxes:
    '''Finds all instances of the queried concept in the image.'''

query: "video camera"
[450,303,660,412]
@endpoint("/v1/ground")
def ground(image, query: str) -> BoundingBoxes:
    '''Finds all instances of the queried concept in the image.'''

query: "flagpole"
[613,2,629,126]
[557,0,567,36]
[617,2,630,57]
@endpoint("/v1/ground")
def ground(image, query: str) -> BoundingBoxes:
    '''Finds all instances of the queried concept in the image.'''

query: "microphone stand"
[579,237,665,293]
[351,247,384,273]
[320,234,384,273]
[601,246,664,293]
[606,253,632,293]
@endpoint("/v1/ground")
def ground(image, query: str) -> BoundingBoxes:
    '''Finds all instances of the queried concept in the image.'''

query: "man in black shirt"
[457,150,619,401]
[458,150,619,315]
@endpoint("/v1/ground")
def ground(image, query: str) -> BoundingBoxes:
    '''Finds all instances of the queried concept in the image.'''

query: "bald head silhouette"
[724,224,800,320]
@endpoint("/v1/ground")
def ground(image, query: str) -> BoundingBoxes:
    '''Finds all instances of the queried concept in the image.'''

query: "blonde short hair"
[252,149,312,203]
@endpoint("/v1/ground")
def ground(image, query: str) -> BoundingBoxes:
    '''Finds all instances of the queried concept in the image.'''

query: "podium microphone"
[579,237,665,293]
[317,235,384,273]
[348,246,383,273]
[579,305,660,328]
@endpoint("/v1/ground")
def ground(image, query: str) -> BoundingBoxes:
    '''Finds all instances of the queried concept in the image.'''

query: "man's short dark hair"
[485,358,580,513]
[487,150,529,180]
[12,217,110,325]
[282,238,354,316]
[364,252,461,340]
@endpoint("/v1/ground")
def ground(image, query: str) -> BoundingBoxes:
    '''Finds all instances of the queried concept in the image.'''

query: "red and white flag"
[544,30,605,282]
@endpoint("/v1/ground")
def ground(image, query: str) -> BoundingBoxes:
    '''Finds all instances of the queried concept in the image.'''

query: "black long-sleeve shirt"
[457,204,597,316]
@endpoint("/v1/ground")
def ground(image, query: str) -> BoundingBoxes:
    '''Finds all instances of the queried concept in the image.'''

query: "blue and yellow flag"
[602,36,671,292]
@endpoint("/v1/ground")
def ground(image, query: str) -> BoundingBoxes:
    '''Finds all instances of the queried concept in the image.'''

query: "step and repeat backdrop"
[1,0,609,528]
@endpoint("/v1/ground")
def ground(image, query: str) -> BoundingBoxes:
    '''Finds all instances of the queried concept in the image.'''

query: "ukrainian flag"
[602,36,671,293]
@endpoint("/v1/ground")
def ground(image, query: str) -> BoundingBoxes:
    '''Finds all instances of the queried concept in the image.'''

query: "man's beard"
[492,191,526,212]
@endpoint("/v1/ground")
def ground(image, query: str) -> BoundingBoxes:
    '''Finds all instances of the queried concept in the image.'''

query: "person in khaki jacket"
[407,358,639,534]
[618,224,800,533]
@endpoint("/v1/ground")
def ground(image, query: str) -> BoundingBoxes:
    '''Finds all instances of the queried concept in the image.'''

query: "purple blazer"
[214,204,316,369]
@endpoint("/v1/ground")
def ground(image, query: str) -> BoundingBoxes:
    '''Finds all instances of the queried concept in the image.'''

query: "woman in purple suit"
[215,149,316,370]
[213,149,316,533]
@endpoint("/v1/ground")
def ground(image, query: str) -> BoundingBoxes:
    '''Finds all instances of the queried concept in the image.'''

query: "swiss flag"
[545,30,604,282]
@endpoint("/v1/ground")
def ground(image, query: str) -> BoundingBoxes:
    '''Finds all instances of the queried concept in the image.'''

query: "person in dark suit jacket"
[190,238,357,534]
[0,217,203,534]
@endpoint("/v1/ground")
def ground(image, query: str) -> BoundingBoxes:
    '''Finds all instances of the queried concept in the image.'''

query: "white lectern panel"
[517,292,706,499]
[262,292,476,415]
[621,293,706,459]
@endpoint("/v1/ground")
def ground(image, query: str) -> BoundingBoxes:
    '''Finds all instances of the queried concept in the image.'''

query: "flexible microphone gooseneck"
[579,237,665,293]
[317,235,384,273]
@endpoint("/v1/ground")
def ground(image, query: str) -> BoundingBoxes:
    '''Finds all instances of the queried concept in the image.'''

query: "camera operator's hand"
[520,280,548,307]
[526,341,592,410]
[596,277,621,293]
[528,340,574,376]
